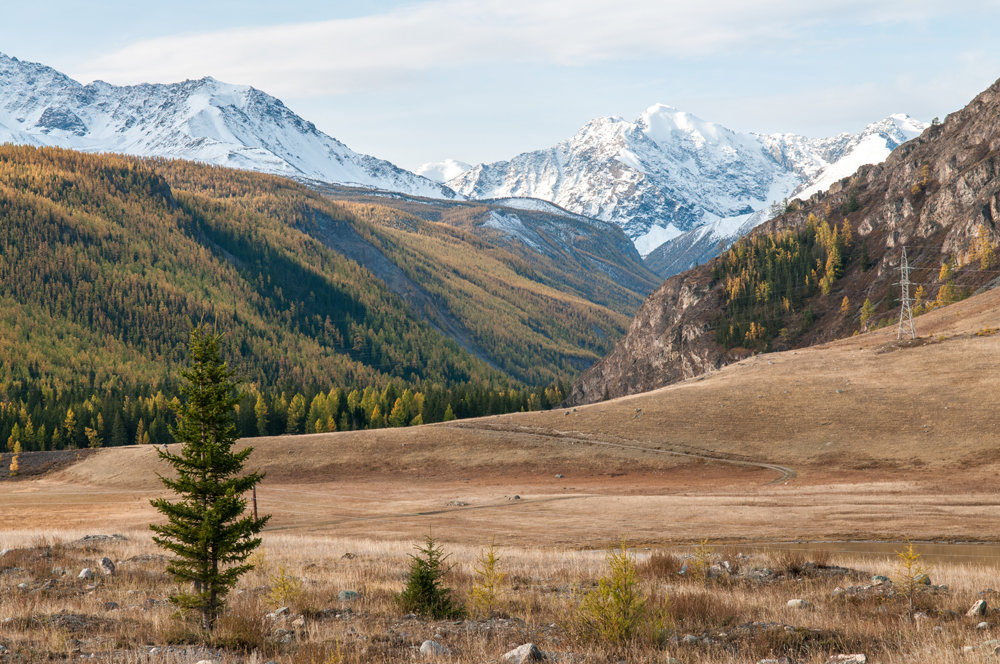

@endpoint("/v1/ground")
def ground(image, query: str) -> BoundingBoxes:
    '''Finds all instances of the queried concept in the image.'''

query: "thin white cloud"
[74,0,999,96]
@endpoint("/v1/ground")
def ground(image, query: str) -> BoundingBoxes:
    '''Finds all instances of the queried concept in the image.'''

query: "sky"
[3,1,1000,171]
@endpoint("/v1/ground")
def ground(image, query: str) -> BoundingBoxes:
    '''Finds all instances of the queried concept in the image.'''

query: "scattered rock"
[99,557,115,576]
[787,599,809,609]
[341,552,356,560]
[291,616,306,628]
[913,573,931,585]
[266,606,290,620]
[871,575,890,585]
[554,474,564,479]
[194,660,218,664]
[148,648,160,655]
[446,500,469,507]
[78,534,128,544]
[681,634,699,644]
[103,601,119,611]
[78,568,93,580]
[0,548,9,557]
[338,590,360,602]
[419,639,450,658]
[513,495,521,500]
[963,639,1000,655]
[502,643,544,663]
[16,583,27,591]
[826,656,866,664]
[978,622,990,630]
[758,658,792,664]
[0,645,7,654]
[968,599,988,616]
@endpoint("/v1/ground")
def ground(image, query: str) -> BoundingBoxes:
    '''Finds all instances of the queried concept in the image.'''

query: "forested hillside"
[0,146,585,452]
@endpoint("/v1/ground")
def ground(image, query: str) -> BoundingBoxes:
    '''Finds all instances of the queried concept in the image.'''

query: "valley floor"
[4,284,1000,661]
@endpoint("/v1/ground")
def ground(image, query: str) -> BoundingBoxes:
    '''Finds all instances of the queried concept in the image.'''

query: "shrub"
[397,534,463,618]
[640,551,684,578]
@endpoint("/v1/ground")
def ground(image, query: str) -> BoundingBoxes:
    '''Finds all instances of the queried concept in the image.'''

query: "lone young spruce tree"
[151,326,269,631]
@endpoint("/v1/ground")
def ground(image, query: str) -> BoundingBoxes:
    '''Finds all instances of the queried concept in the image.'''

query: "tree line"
[0,378,567,453]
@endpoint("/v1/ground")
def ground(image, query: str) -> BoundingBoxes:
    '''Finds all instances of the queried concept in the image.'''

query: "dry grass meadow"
[4,287,1000,662]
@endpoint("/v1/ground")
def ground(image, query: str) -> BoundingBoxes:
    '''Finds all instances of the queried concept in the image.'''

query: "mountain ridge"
[447,105,926,269]
[0,52,454,199]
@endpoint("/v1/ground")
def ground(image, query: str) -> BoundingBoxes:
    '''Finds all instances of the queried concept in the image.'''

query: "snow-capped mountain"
[0,53,455,199]
[415,159,471,182]
[447,105,927,266]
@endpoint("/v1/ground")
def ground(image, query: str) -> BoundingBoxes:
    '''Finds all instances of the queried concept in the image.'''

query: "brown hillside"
[23,283,1000,545]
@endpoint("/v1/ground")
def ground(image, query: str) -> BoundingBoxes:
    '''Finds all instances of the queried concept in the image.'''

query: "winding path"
[444,421,797,484]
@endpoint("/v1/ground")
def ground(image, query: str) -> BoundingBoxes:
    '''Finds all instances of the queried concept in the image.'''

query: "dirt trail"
[445,421,797,484]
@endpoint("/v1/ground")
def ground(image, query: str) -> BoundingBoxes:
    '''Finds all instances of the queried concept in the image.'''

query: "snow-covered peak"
[638,103,730,150]
[450,104,925,261]
[415,158,472,182]
[0,53,456,199]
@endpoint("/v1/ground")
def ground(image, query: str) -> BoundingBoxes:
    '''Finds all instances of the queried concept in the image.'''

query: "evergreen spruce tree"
[150,326,269,632]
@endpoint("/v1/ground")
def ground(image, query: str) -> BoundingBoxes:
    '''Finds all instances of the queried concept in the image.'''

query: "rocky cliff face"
[569,77,1000,405]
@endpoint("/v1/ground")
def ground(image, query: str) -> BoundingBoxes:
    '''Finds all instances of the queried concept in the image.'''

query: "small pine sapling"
[397,534,463,618]
[690,538,715,585]
[576,538,667,652]
[470,537,505,618]
[894,541,930,621]
[267,564,304,609]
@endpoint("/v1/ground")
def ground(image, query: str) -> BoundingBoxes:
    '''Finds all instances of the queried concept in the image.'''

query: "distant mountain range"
[0,52,925,276]
[0,52,453,199]
[443,106,926,274]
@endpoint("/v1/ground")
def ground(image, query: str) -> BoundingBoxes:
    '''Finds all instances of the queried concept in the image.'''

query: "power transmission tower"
[897,245,916,339]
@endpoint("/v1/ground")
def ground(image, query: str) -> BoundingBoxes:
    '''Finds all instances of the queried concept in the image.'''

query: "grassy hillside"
[1,146,621,450]
[0,146,494,389]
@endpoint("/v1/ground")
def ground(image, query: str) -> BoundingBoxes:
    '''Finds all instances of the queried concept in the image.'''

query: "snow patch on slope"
[482,210,544,250]
[416,159,471,182]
